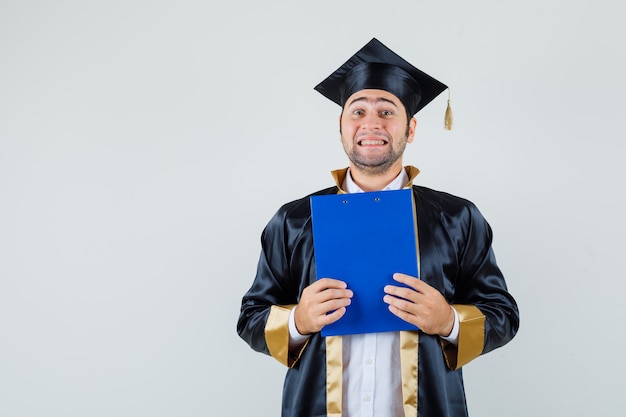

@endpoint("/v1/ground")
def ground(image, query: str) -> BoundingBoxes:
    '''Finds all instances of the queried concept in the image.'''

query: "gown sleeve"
[237,201,312,368]
[436,201,519,370]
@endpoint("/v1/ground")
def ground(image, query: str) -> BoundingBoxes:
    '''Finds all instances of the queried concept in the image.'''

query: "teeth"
[361,139,385,145]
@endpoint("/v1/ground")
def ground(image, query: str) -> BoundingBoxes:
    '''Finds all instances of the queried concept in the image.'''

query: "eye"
[352,109,364,116]
[381,109,395,117]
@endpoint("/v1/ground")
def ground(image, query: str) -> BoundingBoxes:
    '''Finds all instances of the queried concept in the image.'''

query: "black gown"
[237,166,519,417]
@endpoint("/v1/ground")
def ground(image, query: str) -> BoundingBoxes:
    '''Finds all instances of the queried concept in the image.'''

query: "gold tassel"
[444,89,453,131]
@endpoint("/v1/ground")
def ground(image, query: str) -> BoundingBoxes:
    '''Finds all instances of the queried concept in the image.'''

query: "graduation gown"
[237,166,519,417]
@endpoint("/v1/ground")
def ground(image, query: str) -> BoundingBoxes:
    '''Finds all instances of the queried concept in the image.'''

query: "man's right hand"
[294,278,353,335]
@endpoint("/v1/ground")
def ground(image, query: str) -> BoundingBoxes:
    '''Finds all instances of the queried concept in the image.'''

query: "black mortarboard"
[314,38,451,126]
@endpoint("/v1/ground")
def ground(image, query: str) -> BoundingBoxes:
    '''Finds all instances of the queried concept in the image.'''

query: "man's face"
[340,89,416,175]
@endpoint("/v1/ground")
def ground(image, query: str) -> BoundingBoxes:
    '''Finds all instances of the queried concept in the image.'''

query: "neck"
[349,162,404,192]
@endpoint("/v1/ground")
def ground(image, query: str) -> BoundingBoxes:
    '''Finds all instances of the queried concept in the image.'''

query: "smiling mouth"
[358,138,388,146]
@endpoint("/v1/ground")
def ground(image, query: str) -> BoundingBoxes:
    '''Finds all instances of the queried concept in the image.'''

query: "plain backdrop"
[1,1,625,416]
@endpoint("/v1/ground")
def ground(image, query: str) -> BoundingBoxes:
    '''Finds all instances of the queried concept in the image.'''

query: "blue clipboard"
[310,189,420,337]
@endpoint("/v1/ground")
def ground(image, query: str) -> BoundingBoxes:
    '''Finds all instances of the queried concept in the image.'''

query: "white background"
[1,1,624,416]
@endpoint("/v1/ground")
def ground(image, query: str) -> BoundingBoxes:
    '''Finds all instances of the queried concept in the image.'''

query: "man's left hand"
[383,273,454,337]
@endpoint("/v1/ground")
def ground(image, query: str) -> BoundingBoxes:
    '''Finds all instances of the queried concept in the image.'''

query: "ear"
[338,114,343,138]
[406,117,417,143]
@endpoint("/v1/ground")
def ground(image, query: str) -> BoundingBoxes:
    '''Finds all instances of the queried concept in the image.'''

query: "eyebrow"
[347,96,399,108]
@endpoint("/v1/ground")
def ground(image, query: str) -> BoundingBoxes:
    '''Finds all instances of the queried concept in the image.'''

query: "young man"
[237,38,519,417]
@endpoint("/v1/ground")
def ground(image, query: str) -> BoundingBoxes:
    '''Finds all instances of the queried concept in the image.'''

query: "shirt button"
[365,358,373,365]
[363,395,371,402]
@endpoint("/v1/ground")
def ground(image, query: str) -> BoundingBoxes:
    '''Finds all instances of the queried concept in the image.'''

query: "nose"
[361,112,381,130]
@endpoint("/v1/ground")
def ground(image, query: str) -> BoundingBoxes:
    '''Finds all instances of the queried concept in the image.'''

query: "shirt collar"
[331,166,420,193]
[343,167,411,194]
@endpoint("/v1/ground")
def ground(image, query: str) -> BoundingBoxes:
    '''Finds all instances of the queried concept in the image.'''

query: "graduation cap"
[314,38,453,130]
